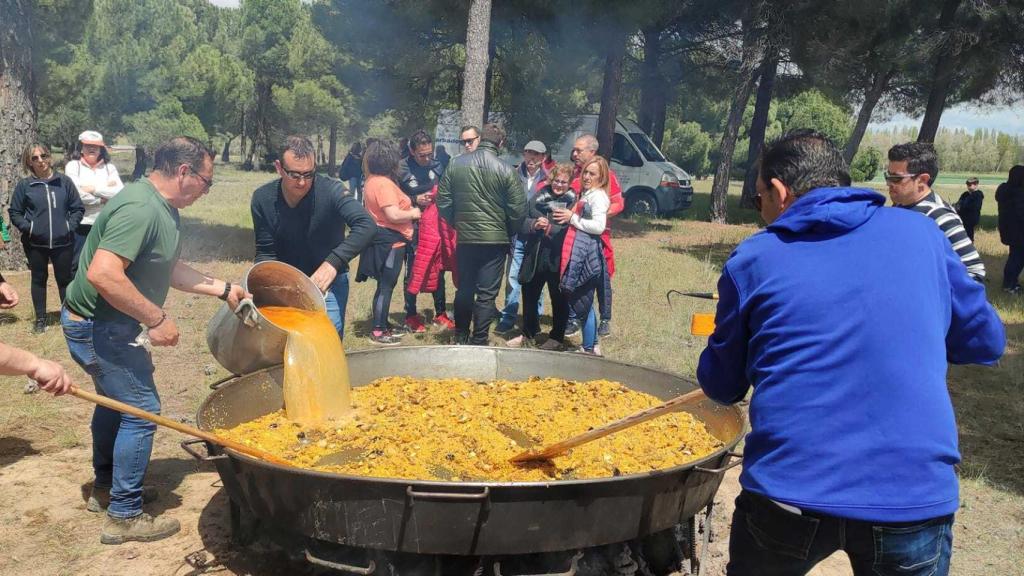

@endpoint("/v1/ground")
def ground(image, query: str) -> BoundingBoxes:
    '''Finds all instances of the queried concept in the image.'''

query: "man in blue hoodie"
[697,130,1005,575]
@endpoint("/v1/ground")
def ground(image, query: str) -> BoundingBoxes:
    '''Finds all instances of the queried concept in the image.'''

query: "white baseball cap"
[523,140,547,154]
[78,130,105,147]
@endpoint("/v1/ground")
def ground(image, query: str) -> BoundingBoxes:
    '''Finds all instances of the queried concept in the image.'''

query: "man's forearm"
[0,342,41,377]
[171,261,226,298]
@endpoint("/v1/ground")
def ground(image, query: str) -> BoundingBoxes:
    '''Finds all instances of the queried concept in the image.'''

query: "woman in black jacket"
[506,163,576,350]
[996,165,1024,293]
[8,143,84,333]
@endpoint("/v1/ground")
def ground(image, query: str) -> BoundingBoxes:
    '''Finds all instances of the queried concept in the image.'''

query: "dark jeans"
[522,268,568,340]
[1004,244,1024,290]
[727,490,953,576]
[454,244,507,345]
[372,246,406,330]
[61,307,159,519]
[72,224,92,277]
[403,225,447,317]
[24,242,75,320]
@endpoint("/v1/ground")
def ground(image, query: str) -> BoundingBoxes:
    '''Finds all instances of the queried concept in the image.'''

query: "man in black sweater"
[251,135,375,339]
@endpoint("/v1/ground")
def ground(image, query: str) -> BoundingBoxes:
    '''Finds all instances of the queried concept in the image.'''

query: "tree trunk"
[0,0,36,269]
[918,0,962,143]
[131,146,147,181]
[843,66,894,164]
[461,0,492,130]
[328,124,338,177]
[221,136,234,164]
[239,111,247,166]
[597,31,627,160]
[638,25,668,147]
[709,6,762,223]
[482,36,496,125]
[741,55,778,208]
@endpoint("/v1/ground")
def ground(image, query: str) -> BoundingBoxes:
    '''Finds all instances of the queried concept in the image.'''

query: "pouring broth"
[259,306,352,426]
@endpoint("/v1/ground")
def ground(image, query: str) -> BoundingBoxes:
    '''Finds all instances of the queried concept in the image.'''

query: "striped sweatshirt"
[904,191,986,281]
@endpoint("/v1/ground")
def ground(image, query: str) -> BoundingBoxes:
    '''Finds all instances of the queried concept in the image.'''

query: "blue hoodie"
[697,187,1005,522]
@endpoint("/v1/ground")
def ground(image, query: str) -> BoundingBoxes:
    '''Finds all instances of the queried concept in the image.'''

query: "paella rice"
[215,376,723,482]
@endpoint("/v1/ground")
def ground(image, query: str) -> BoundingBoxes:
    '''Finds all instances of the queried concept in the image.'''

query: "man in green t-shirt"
[61,136,247,545]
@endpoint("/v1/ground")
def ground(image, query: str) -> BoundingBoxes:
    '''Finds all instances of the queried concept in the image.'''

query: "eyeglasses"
[551,179,571,187]
[460,137,478,147]
[82,147,101,154]
[189,166,214,190]
[31,154,51,162]
[283,168,316,182]
[883,171,920,184]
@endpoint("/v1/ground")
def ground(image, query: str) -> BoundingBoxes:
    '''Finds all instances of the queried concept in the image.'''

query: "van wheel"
[626,192,658,217]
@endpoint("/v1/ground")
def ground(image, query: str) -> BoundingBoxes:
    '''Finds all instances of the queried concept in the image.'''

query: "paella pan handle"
[234,298,260,328]
[303,549,376,575]
[181,439,228,462]
[405,485,490,503]
[694,450,743,475]
[493,550,583,576]
[208,374,236,391]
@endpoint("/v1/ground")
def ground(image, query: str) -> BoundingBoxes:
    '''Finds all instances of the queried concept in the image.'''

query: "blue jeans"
[727,490,953,575]
[61,307,159,519]
[324,271,350,340]
[499,238,542,327]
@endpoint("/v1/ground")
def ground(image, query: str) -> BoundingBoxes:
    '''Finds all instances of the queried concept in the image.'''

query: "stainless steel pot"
[189,346,745,556]
[206,260,325,375]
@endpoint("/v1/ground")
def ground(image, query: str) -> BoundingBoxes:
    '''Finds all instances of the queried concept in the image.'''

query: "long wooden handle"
[70,386,292,467]
[510,387,708,463]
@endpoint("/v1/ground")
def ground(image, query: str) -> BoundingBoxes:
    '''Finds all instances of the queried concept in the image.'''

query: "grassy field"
[0,164,1021,574]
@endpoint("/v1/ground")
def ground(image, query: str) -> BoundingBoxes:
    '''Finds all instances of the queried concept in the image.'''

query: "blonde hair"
[581,156,609,191]
[549,162,574,182]
[21,143,51,175]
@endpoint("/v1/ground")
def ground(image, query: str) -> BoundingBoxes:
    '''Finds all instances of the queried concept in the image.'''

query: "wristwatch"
[219,281,232,301]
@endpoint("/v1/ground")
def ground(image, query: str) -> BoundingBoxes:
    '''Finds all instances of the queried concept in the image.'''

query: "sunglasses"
[189,166,214,189]
[460,137,478,147]
[883,171,920,184]
[31,154,51,162]
[283,168,316,182]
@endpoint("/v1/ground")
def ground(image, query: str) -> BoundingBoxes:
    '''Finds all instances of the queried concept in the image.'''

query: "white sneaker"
[505,335,526,348]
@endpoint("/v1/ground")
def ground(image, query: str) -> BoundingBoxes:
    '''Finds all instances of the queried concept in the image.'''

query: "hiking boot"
[100,513,180,545]
[87,485,160,513]
[369,330,402,346]
[565,319,580,337]
[538,338,564,351]
[433,312,455,330]
[32,318,46,334]
[598,319,611,337]
[404,315,427,333]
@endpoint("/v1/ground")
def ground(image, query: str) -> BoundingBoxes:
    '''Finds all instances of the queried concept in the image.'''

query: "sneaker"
[538,338,564,351]
[404,315,427,333]
[100,512,180,545]
[369,330,402,346]
[495,320,515,334]
[387,323,409,337]
[32,319,46,334]
[433,312,456,330]
[576,346,603,357]
[565,319,580,337]
[505,335,533,348]
[87,485,160,513]
[1003,285,1022,294]
[598,319,611,337]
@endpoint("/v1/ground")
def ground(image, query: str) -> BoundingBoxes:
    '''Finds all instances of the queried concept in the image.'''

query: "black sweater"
[251,175,375,274]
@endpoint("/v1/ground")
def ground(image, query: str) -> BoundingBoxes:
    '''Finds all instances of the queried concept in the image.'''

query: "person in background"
[437,123,526,345]
[62,136,249,545]
[698,130,1004,576]
[357,140,422,345]
[566,134,623,338]
[459,125,481,155]
[954,176,984,241]
[65,131,125,274]
[435,144,451,169]
[9,143,85,334]
[886,142,985,282]
[996,165,1024,294]
[397,130,454,332]
[505,163,576,350]
[555,157,610,356]
[497,140,550,334]
[252,135,376,340]
[338,141,365,203]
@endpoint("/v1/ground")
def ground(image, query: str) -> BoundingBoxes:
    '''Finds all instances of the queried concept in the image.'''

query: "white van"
[434,111,694,216]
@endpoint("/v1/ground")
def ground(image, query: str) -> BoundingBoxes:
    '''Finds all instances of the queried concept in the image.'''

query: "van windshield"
[630,132,667,162]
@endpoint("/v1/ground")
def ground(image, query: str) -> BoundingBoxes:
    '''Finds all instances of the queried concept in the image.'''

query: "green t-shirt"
[65,179,181,322]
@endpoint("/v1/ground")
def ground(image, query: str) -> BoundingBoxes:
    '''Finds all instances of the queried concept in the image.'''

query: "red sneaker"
[405,315,427,333]
[433,312,455,330]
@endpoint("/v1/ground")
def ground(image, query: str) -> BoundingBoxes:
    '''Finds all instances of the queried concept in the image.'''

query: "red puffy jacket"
[407,189,458,294]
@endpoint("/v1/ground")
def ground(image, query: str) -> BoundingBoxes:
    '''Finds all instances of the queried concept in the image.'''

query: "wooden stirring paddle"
[509,387,708,464]
[69,386,293,467]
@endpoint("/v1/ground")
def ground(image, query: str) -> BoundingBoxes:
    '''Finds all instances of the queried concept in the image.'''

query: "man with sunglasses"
[62,137,250,545]
[397,129,454,332]
[885,142,985,282]
[251,135,376,339]
[459,125,481,154]
[699,130,1004,575]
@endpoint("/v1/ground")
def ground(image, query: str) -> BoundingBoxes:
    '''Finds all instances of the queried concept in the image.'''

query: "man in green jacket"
[436,123,526,345]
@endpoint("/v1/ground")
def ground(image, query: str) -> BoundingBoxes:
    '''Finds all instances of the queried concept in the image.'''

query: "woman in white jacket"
[65,130,123,274]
